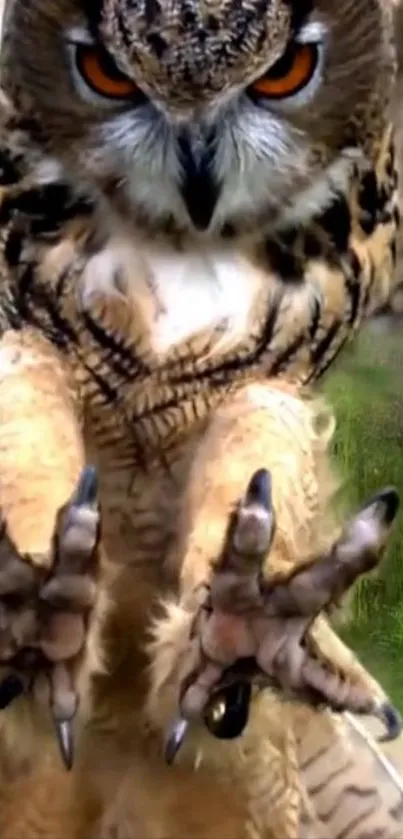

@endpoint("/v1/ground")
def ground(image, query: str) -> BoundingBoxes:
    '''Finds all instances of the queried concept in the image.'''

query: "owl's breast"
[80,233,271,364]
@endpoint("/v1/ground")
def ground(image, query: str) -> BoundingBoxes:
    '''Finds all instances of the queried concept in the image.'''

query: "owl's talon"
[56,463,100,569]
[231,468,276,558]
[49,661,78,771]
[52,714,75,771]
[175,477,400,741]
[71,465,99,509]
[244,468,272,512]
[359,487,400,528]
[164,716,189,765]
[376,701,402,743]
[0,464,101,766]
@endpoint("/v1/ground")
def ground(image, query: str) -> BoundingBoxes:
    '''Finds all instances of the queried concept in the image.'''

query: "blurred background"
[322,329,403,710]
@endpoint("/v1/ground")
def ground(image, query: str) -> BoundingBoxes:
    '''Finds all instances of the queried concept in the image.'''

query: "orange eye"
[75,44,140,100]
[250,43,318,99]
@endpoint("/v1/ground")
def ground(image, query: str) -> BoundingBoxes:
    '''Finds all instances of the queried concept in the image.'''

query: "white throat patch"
[81,234,267,360]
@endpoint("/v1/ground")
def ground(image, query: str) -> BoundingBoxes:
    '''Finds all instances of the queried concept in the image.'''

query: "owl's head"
[0,0,395,240]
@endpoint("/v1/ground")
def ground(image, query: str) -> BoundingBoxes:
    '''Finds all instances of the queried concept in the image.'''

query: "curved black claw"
[49,662,79,771]
[0,673,25,710]
[165,681,253,765]
[363,487,400,526]
[72,465,99,509]
[164,716,189,765]
[53,715,74,771]
[232,468,276,557]
[244,469,272,511]
[377,702,402,743]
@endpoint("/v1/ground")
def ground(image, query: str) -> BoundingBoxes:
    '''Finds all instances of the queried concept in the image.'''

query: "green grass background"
[321,327,403,710]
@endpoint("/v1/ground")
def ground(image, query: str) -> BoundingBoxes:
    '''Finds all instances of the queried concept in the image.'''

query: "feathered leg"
[0,328,101,772]
[145,381,400,761]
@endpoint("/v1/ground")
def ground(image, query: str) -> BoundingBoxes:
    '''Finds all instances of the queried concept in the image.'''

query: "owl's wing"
[368,5,403,329]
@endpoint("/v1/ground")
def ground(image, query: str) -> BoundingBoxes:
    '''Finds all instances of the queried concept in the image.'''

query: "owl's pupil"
[266,45,297,80]
[98,47,127,82]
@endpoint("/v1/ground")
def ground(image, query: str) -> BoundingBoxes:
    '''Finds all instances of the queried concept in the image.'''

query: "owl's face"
[1,0,394,240]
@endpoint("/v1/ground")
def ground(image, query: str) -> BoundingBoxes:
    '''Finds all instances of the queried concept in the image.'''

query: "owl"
[0,0,399,837]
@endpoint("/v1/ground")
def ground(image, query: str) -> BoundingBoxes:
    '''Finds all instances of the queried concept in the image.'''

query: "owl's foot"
[0,465,100,770]
[165,470,400,763]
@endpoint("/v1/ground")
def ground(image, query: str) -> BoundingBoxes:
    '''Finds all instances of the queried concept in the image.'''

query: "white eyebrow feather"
[64,25,95,45]
[297,20,328,44]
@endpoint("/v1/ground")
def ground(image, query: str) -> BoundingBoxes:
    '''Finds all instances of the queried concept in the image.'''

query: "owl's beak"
[177,129,219,231]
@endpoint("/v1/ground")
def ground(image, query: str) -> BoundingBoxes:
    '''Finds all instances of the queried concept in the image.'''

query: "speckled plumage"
[0,1,399,837]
